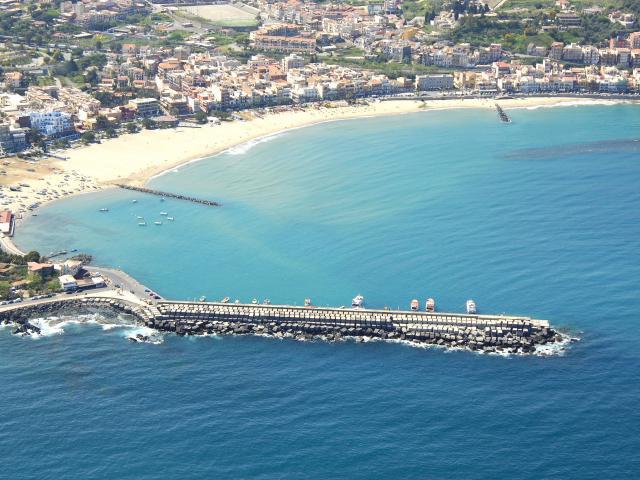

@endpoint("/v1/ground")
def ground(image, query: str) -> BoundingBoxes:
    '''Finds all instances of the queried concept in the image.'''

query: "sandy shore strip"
[0,96,635,220]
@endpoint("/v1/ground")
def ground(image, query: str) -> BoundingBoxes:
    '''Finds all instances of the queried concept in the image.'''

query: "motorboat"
[410,299,419,311]
[425,298,435,312]
[466,299,477,314]
[352,294,364,308]
[304,298,312,307]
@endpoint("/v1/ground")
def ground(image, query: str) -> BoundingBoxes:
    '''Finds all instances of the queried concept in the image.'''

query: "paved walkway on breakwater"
[0,283,562,354]
[116,184,222,207]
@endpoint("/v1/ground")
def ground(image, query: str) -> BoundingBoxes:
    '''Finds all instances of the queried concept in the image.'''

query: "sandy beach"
[0,96,633,219]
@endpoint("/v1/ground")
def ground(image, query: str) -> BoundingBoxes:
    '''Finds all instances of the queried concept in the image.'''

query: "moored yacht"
[425,298,435,312]
[304,298,312,307]
[466,299,477,314]
[410,299,419,311]
[160,212,168,216]
[99,208,108,212]
[352,294,364,308]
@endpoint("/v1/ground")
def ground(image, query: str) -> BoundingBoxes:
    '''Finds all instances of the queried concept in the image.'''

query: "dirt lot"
[0,157,60,187]
[178,4,258,27]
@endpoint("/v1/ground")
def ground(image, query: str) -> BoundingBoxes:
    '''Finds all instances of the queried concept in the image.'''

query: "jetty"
[115,184,222,207]
[495,103,512,123]
[0,293,563,354]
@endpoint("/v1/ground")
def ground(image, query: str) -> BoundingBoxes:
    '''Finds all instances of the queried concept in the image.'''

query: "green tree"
[142,118,156,129]
[95,115,111,131]
[105,126,118,138]
[24,251,41,263]
[81,131,96,144]
[125,122,139,134]
[194,111,208,124]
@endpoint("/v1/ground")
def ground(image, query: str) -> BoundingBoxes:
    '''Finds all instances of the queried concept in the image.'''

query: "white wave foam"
[517,100,619,111]
[16,312,148,341]
[224,132,286,155]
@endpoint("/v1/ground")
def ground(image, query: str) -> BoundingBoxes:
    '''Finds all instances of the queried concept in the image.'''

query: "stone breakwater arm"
[139,302,562,355]
[115,185,222,207]
[0,297,564,354]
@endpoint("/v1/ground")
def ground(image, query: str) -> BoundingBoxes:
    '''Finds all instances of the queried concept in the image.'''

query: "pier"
[495,103,512,123]
[115,184,222,207]
[0,292,563,354]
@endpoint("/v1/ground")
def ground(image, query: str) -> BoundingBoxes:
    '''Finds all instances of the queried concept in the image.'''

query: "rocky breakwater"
[0,297,144,336]
[140,302,567,355]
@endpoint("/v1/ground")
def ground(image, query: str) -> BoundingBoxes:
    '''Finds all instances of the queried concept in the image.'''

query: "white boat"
[251,298,258,304]
[160,212,168,216]
[425,298,435,312]
[167,217,175,221]
[352,294,364,308]
[466,299,477,314]
[132,200,137,203]
[263,299,271,305]
[410,299,419,311]
[138,222,147,226]
[154,221,162,225]
[99,208,108,212]
[137,216,143,220]
[199,296,206,302]
[222,296,230,303]
[304,298,312,307]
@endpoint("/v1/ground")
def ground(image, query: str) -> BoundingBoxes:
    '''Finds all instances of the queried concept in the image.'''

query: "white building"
[415,74,454,91]
[59,275,78,291]
[28,111,74,137]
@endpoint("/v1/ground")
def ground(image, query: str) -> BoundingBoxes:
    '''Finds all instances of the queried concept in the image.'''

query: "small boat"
[160,197,165,202]
[466,299,477,314]
[304,298,312,307]
[352,294,364,308]
[138,222,147,226]
[167,217,175,221]
[221,296,230,303]
[132,199,137,203]
[160,212,168,216]
[199,296,206,302]
[99,208,108,212]
[251,298,258,304]
[263,298,271,305]
[234,299,240,304]
[70,249,78,253]
[154,221,162,225]
[410,299,419,311]
[137,216,143,220]
[425,298,435,312]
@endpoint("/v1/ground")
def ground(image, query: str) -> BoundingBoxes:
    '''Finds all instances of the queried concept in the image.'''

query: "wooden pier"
[116,184,222,207]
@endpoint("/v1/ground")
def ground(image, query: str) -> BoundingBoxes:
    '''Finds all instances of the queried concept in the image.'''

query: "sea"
[2,104,640,479]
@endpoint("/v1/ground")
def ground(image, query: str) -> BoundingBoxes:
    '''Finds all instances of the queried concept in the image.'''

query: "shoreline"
[1,96,637,228]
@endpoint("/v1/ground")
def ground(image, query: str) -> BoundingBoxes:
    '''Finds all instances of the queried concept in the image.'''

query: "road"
[0,235,25,256]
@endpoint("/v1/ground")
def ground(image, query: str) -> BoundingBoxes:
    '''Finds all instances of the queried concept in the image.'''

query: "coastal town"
[0,0,639,156]
[1,0,640,269]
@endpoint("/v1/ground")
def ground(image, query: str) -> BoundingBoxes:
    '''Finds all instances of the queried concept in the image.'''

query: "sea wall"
[141,302,564,354]
[1,298,566,354]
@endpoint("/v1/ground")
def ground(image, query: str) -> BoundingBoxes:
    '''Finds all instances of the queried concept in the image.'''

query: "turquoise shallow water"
[3,105,640,478]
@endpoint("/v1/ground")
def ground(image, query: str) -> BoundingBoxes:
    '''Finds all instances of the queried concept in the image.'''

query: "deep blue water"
[3,105,640,478]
